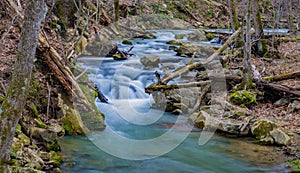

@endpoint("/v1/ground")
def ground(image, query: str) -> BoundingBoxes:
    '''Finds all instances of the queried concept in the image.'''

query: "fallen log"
[39,33,93,111]
[255,80,300,97]
[160,27,242,84]
[145,81,210,94]
[263,71,300,82]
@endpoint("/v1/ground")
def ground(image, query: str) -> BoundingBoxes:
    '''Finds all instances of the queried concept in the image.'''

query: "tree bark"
[243,0,252,89]
[251,0,267,56]
[228,0,239,30]
[114,0,120,22]
[0,0,46,171]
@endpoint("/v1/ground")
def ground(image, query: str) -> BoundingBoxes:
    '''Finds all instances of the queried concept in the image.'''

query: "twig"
[0,81,7,95]
[46,82,51,118]
[75,68,88,80]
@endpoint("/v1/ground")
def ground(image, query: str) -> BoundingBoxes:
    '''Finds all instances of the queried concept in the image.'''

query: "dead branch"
[263,70,300,82]
[160,27,242,84]
[145,81,211,94]
[192,84,211,113]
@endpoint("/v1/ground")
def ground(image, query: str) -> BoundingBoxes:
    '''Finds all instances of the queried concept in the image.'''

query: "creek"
[60,29,288,173]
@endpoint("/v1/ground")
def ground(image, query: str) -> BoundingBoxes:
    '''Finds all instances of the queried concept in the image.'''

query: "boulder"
[187,30,207,42]
[175,44,215,58]
[175,34,185,39]
[122,40,133,45]
[140,56,160,69]
[270,129,291,146]
[251,119,276,139]
[166,40,183,45]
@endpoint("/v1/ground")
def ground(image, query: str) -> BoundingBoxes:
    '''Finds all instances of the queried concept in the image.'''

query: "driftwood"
[160,27,242,84]
[38,34,93,111]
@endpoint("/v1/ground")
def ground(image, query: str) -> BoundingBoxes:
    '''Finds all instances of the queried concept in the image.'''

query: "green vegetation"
[286,160,300,172]
[229,90,257,107]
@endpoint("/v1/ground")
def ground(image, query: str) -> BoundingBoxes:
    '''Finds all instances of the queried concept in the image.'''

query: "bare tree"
[243,0,252,89]
[251,0,267,56]
[228,0,240,31]
[0,0,47,171]
[114,0,120,22]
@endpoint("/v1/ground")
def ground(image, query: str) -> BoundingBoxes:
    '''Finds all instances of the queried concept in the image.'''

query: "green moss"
[0,95,5,102]
[62,118,72,135]
[48,140,60,151]
[122,40,133,45]
[286,160,300,172]
[50,151,64,167]
[34,118,48,129]
[29,103,39,117]
[229,90,257,106]
[205,33,215,40]
[15,124,21,135]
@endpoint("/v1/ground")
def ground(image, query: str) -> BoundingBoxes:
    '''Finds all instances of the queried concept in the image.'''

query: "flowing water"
[60,30,288,173]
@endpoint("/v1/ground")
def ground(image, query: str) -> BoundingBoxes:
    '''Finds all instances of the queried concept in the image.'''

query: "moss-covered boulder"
[175,43,215,58]
[166,40,183,45]
[175,34,185,39]
[229,90,256,107]
[58,93,88,135]
[140,56,160,69]
[122,39,133,45]
[251,119,276,139]
[187,30,207,42]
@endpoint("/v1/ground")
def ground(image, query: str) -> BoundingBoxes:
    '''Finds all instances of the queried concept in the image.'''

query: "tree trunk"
[251,0,267,56]
[0,0,47,171]
[243,0,252,89]
[114,0,120,22]
[228,0,239,30]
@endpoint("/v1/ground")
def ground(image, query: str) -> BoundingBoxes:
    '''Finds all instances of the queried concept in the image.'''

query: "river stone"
[122,39,133,45]
[219,119,250,135]
[251,120,277,139]
[270,129,291,146]
[166,40,183,45]
[140,56,160,69]
[175,44,215,58]
[187,30,207,42]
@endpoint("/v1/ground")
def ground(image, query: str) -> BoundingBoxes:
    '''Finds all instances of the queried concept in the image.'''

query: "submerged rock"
[140,56,160,69]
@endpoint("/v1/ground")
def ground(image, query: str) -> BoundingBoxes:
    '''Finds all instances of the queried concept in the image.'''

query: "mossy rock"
[122,40,133,45]
[229,90,257,106]
[29,103,39,117]
[175,34,185,39]
[205,33,215,40]
[286,160,300,172]
[251,119,276,139]
[50,151,64,167]
[166,40,183,45]
[34,118,48,129]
